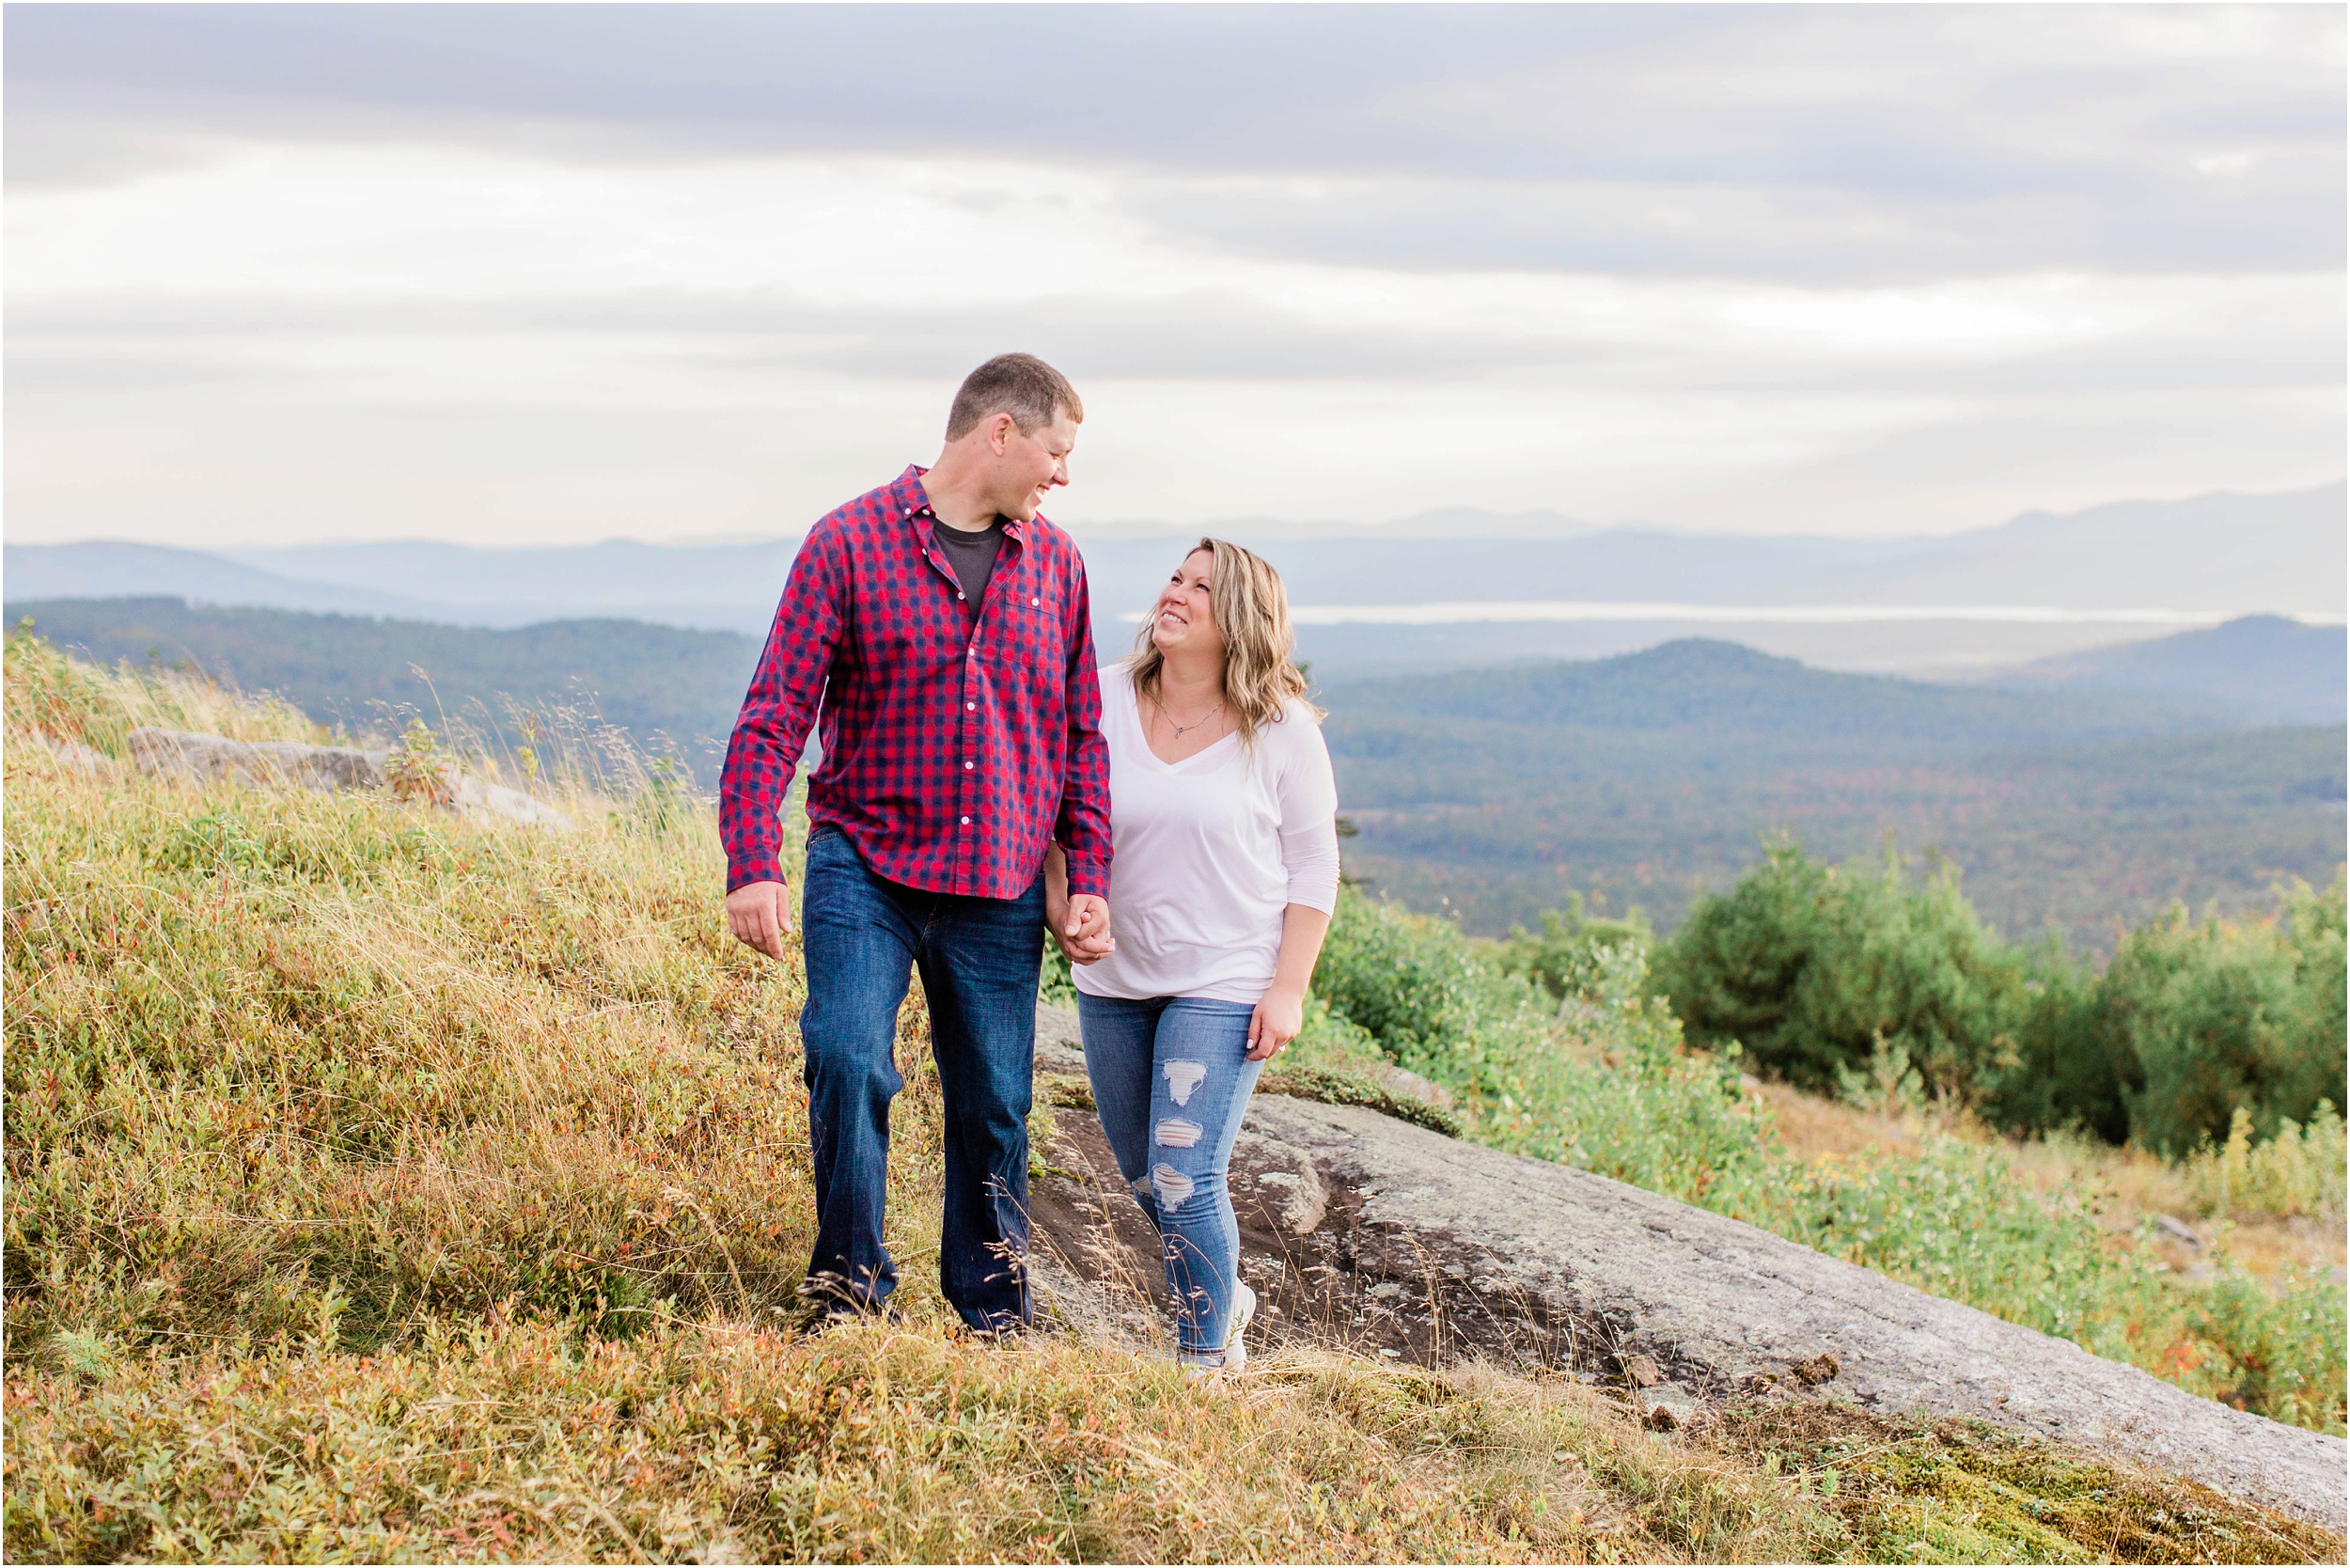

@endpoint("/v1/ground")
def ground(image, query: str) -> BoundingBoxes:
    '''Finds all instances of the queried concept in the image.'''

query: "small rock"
[1643,1397,1694,1432]
[1228,1130,1329,1234]
[1368,1281,1403,1299]
[1622,1353,1663,1388]
[30,731,111,772]
[1373,1064,1457,1112]
[2153,1214,2203,1249]
[451,772,574,831]
[1791,1353,1841,1387]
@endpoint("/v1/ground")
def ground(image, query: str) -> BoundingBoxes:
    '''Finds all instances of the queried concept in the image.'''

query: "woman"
[1045,538,1340,1376]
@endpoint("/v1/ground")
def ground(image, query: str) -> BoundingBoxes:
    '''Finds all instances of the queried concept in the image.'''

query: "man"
[720,353,1113,1333]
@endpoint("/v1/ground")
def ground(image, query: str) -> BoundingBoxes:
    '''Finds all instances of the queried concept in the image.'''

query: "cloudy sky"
[6,4,2342,547]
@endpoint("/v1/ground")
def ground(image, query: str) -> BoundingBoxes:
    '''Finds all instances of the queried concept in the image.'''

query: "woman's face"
[1151,549,1224,664]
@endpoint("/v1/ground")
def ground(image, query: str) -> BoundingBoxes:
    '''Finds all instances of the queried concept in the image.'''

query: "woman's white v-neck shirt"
[1074,661,1342,1004]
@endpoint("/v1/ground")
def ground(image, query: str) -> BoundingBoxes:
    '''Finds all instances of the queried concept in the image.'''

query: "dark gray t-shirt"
[932,514,1007,608]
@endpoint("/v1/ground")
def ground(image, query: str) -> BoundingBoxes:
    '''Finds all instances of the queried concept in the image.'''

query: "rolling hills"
[10,595,2341,947]
[1320,638,2345,944]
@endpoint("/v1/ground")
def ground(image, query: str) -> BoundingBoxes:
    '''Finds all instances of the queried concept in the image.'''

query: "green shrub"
[1653,842,2347,1156]
[2189,1264,2350,1435]
[2103,881,2349,1156]
[1494,894,1653,1002]
[1656,841,2030,1105]
[2182,1105,2348,1222]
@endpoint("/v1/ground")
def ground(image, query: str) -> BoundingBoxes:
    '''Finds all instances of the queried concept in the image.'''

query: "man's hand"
[1051,892,1114,966]
[726,879,793,961]
[1247,985,1305,1061]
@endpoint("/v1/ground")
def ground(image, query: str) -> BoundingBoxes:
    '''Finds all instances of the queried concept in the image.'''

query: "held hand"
[1246,987,1305,1061]
[725,879,793,961]
[1055,893,1115,966]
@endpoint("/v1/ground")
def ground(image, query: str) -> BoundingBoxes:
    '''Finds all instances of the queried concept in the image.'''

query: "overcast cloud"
[5,4,2342,546]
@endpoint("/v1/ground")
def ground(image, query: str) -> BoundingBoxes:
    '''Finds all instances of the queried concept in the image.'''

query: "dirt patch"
[1029,1100,1640,1381]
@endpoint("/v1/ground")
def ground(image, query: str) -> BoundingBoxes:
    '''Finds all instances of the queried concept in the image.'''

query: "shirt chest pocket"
[982,575,1063,682]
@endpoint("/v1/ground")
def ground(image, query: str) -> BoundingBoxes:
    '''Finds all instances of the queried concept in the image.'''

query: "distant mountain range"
[1993,614,2345,725]
[7,484,2340,677]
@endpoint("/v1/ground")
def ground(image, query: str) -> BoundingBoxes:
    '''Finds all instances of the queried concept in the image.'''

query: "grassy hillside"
[6,635,2341,1562]
[7,596,761,770]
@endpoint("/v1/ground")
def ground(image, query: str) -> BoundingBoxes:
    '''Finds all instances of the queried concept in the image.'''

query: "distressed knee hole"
[1151,1165,1196,1206]
[1153,1118,1203,1149]
[1163,1059,1207,1106]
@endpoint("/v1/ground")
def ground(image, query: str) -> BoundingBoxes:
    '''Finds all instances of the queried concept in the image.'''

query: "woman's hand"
[1051,894,1115,966]
[1247,985,1305,1061]
[1042,847,1115,966]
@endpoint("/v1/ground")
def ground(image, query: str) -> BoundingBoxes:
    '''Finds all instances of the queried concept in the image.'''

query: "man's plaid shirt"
[719,466,1112,902]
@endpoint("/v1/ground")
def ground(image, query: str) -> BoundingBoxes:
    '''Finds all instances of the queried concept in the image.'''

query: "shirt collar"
[898,463,1028,543]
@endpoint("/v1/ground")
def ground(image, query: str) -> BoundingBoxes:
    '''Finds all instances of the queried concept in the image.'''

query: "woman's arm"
[1247,902,1333,1060]
[1250,719,1344,1060]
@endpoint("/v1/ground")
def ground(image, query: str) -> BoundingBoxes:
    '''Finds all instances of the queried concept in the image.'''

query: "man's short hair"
[946,353,1083,441]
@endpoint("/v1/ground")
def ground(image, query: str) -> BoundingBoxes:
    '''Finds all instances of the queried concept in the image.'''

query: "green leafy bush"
[1650,840,2347,1156]
[1655,840,2034,1105]
[2103,885,2349,1156]
[1494,894,1653,1002]
[2184,1105,2349,1221]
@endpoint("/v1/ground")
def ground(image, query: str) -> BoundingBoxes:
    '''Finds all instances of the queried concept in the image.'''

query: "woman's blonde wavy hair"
[1129,537,1321,746]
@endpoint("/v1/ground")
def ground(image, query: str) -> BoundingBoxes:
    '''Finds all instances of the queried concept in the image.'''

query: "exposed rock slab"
[130,728,389,792]
[1027,1003,2345,1529]
[126,727,572,830]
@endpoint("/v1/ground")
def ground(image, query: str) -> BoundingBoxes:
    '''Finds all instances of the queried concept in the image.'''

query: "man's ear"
[987,412,1016,455]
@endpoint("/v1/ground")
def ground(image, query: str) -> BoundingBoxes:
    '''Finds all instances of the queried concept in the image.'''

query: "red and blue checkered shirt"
[719,466,1112,902]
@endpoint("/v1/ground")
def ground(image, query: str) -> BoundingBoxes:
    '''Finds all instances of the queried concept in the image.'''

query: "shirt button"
[960,815,971,825]
[1031,597,1041,607]
[966,701,976,711]
[957,591,966,601]
[964,760,974,770]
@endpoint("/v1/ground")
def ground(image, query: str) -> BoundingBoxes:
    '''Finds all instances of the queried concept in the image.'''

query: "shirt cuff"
[727,852,787,893]
[1061,852,1109,901]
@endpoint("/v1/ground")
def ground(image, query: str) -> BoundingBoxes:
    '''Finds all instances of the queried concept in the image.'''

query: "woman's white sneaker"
[1222,1282,1257,1372]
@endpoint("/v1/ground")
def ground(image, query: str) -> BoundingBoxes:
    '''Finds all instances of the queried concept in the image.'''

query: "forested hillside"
[6,597,760,769]
[1325,641,2344,944]
[1998,615,2347,724]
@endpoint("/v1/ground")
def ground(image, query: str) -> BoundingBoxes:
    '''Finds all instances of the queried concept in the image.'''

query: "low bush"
[1654,839,2040,1105]
[2182,1105,2349,1223]
[2103,886,2348,1156]
[1652,839,2346,1158]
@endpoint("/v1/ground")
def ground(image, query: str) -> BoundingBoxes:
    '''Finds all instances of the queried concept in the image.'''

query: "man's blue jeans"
[1074,993,1263,1354]
[797,826,1042,1331]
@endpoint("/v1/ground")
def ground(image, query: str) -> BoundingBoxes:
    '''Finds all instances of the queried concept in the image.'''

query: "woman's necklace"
[1153,691,1225,741]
